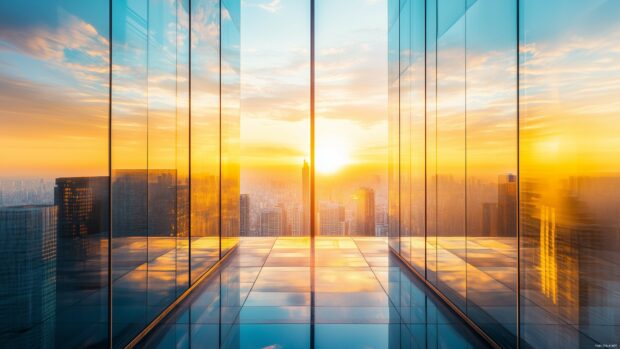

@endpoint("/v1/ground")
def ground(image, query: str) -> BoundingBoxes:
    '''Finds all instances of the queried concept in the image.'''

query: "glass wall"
[0,1,110,347]
[0,0,240,348]
[519,1,620,348]
[390,0,620,348]
[387,0,400,252]
[221,0,241,253]
[191,0,221,282]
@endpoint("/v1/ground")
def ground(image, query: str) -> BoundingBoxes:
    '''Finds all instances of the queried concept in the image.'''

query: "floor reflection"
[138,237,490,349]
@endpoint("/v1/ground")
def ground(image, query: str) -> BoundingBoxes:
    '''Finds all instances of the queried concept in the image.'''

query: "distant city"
[240,161,388,237]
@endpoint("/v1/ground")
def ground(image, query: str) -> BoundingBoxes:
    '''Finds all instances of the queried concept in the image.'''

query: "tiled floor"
[137,237,490,349]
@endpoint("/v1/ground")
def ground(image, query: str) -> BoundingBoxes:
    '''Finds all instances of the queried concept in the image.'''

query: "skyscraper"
[302,160,310,235]
[260,207,283,236]
[318,202,346,236]
[498,174,517,237]
[289,205,303,236]
[354,187,376,236]
[54,176,108,290]
[240,194,250,236]
[0,205,57,348]
[112,170,147,237]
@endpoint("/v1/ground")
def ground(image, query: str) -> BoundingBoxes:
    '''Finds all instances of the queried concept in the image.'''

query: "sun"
[315,140,349,174]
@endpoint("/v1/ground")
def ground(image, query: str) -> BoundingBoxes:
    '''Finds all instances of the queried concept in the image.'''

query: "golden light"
[315,140,350,174]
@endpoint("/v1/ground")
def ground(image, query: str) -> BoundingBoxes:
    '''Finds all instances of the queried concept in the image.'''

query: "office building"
[0,205,57,348]
[354,187,375,236]
[240,194,250,236]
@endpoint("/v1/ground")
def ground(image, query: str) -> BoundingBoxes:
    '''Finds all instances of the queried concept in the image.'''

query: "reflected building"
[498,174,517,237]
[54,177,108,290]
[112,170,147,237]
[0,205,57,348]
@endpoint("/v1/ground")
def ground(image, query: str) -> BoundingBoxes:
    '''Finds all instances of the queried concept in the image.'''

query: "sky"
[240,0,389,192]
[1,0,619,180]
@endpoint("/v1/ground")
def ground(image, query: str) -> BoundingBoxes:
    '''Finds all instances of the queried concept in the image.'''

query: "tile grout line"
[351,237,410,323]
[223,237,279,328]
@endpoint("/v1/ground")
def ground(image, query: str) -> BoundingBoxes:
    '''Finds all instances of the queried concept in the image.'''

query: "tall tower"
[0,205,57,348]
[498,173,517,237]
[302,160,310,235]
[240,194,250,236]
[355,187,376,236]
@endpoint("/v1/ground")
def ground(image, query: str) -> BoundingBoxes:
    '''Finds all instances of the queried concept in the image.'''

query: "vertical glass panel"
[191,0,220,281]
[176,0,191,295]
[519,1,620,348]
[425,0,438,284]
[221,0,241,254]
[399,0,412,263]
[111,0,149,346]
[147,0,182,319]
[0,1,110,347]
[316,0,389,241]
[388,0,400,251]
[409,0,426,274]
[436,0,466,311]
[240,0,310,239]
[112,0,190,345]
[465,0,517,347]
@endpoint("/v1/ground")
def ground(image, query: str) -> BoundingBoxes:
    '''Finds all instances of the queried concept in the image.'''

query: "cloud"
[258,0,282,13]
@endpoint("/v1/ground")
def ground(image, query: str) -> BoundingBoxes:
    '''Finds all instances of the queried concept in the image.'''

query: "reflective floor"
[137,237,490,349]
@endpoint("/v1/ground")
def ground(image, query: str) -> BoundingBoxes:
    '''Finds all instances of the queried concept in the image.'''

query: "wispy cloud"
[258,0,282,13]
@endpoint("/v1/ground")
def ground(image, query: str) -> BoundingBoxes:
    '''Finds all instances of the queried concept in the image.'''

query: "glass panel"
[221,0,241,254]
[240,0,310,239]
[191,0,220,282]
[0,1,110,347]
[465,0,517,347]
[176,0,191,295]
[399,0,412,264]
[410,0,426,274]
[425,0,438,285]
[519,0,620,347]
[146,0,184,319]
[111,0,149,345]
[112,0,190,345]
[436,0,466,311]
[388,0,400,252]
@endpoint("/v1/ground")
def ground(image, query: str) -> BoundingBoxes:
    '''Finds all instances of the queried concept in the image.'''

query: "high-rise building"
[0,205,57,348]
[481,202,499,236]
[112,170,147,237]
[111,169,178,237]
[240,194,250,236]
[354,187,375,236]
[260,207,283,236]
[318,202,346,236]
[302,160,310,235]
[498,174,517,237]
[54,177,109,241]
[289,205,303,236]
[54,176,108,290]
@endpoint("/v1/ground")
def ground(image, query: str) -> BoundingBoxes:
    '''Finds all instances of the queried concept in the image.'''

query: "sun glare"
[315,141,349,174]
